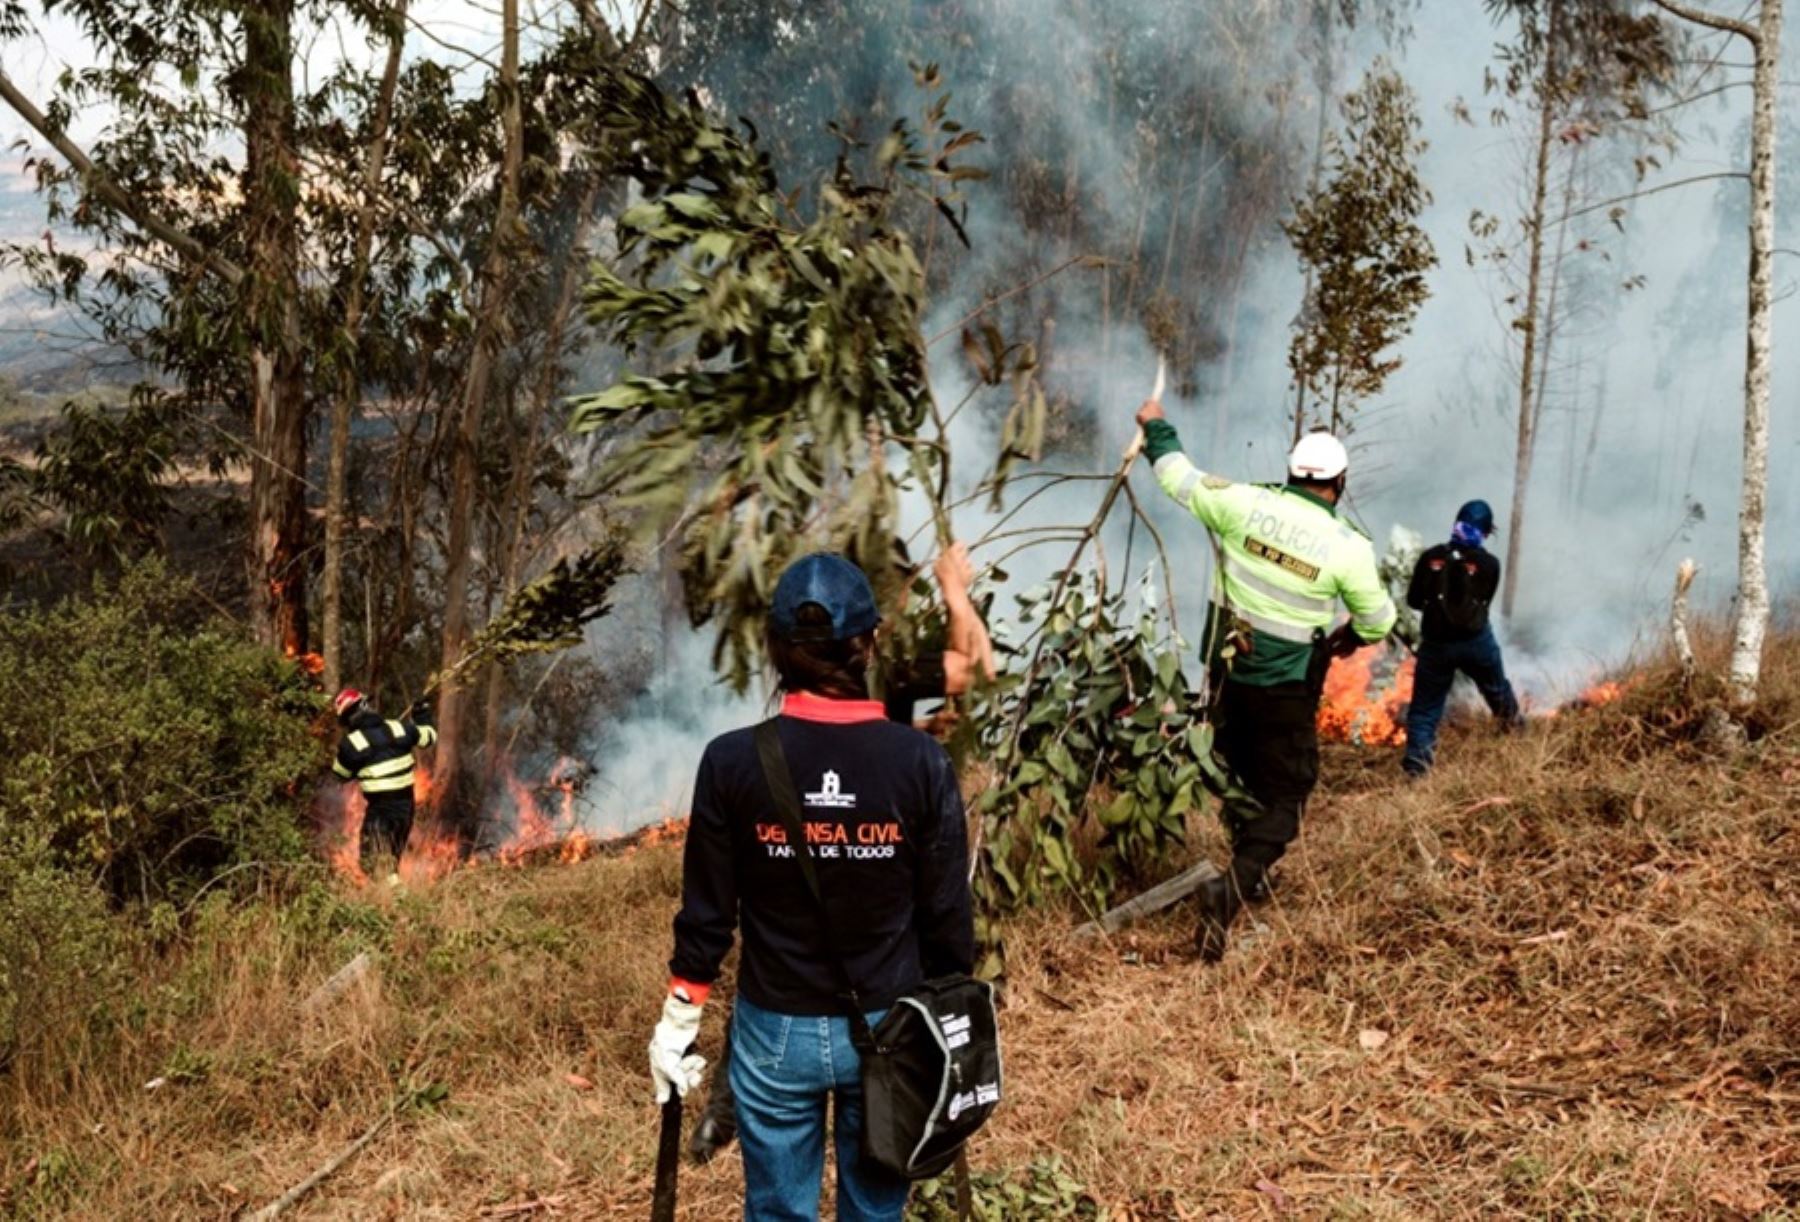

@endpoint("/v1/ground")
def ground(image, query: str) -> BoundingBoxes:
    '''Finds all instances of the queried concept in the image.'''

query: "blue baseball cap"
[769,553,881,643]
[1455,499,1496,535]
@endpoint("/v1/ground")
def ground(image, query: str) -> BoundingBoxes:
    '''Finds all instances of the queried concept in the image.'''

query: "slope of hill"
[3,632,1796,1219]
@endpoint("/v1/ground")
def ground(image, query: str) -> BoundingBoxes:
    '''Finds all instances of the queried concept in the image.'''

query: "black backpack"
[1433,546,1489,632]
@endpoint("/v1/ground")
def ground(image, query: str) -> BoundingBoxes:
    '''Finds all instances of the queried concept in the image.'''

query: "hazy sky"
[0,1,523,148]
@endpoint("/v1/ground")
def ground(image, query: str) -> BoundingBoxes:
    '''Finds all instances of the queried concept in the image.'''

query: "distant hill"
[0,159,138,393]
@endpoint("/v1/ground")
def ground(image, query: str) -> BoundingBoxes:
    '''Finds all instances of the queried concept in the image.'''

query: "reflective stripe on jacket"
[333,715,437,796]
[1146,423,1396,685]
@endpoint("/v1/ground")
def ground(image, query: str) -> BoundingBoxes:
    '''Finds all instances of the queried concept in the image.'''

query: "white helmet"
[1288,431,1349,481]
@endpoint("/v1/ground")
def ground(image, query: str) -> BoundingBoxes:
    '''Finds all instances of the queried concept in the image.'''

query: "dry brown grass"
[4,630,1798,1219]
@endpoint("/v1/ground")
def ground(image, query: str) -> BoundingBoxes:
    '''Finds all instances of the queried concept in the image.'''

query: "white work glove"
[648,993,707,1104]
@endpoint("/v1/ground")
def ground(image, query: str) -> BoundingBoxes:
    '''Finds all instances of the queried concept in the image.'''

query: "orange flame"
[1317,648,1415,747]
[1578,680,1628,706]
[318,782,368,886]
[316,754,644,885]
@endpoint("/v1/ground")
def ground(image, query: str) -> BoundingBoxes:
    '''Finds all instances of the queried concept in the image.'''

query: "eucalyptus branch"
[1554,170,1748,225]
[1648,0,1758,42]
[937,379,986,433]
[0,71,246,286]
[1123,481,1180,639]
[984,534,1101,575]
[996,435,1145,764]
[926,253,1103,345]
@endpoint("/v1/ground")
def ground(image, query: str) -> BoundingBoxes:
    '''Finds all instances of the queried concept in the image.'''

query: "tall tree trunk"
[242,0,308,658]
[1730,0,1782,704]
[478,185,601,768]
[433,0,523,820]
[1292,0,1335,444]
[1500,0,1562,619]
[323,1,407,695]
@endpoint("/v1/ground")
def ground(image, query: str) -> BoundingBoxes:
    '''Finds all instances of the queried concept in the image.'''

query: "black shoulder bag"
[753,719,1002,1181]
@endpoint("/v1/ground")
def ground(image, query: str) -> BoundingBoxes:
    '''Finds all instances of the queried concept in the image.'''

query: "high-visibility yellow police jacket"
[1144,419,1397,686]
[333,714,437,797]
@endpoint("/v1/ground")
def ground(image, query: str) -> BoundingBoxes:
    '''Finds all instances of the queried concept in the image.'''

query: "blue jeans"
[1403,627,1520,775]
[729,996,909,1222]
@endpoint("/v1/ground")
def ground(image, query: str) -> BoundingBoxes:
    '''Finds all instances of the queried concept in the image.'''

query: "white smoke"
[579,1,1800,828]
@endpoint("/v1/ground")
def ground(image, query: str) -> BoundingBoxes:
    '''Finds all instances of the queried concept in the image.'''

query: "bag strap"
[753,718,881,1052]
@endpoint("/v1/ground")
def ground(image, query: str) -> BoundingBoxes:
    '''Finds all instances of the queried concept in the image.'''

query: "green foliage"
[0,559,323,904]
[0,850,124,1070]
[908,1155,1102,1220]
[29,397,176,558]
[970,572,1239,943]
[571,66,1007,690]
[1285,60,1436,434]
[427,537,629,696]
[1379,524,1424,648]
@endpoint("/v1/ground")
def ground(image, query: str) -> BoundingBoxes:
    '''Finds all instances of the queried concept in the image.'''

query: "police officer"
[331,688,437,879]
[1136,398,1397,961]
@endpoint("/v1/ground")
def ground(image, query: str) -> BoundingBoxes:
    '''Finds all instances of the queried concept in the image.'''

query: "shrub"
[0,848,123,1070]
[0,558,324,905]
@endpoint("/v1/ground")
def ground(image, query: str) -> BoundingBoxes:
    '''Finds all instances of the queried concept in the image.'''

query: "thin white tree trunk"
[1292,0,1335,444]
[1729,0,1781,705]
[1502,0,1561,620]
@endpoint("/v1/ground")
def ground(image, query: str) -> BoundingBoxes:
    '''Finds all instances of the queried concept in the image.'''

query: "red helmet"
[334,688,367,719]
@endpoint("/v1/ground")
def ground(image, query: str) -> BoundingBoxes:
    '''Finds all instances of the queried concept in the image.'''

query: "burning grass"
[1318,646,1415,746]
[3,630,1797,1217]
[313,756,631,888]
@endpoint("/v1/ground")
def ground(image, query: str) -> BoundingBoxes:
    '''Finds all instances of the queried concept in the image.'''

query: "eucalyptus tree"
[0,0,401,655]
[1283,61,1436,441]
[1646,0,1784,709]
[1476,0,1676,618]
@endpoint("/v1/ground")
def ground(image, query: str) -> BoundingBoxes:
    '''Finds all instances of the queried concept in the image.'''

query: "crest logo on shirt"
[804,770,857,809]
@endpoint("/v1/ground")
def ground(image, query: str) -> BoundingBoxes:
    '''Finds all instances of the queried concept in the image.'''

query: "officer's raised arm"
[1134,398,1252,536]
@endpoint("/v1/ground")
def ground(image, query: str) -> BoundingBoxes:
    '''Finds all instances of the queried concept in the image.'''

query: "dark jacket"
[1407,542,1501,643]
[333,710,435,799]
[669,691,975,1015]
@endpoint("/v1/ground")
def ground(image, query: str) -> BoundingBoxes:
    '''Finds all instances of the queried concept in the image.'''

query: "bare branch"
[1649,0,1758,42]
[927,253,1102,345]
[1555,170,1748,225]
[0,71,246,287]
[404,11,501,69]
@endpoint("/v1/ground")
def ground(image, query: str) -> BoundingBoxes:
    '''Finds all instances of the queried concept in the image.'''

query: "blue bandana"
[1451,519,1487,550]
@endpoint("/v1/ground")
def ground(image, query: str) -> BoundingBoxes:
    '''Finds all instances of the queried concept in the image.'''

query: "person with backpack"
[1402,499,1521,777]
[648,552,976,1221]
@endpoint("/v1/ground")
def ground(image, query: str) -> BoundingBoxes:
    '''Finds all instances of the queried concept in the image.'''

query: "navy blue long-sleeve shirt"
[669,691,975,1015]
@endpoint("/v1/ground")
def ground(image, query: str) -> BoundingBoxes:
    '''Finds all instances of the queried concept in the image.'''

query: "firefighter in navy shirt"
[1402,499,1521,776]
[646,553,974,1222]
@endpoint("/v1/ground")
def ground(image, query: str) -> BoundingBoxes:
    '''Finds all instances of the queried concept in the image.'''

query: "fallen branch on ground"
[246,1103,396,1220]
[300,951,374,1015]
[1072,860,1221,940]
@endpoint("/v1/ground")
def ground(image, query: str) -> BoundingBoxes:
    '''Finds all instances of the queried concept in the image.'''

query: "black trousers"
[1214,678,1321,883]
[362,791,415,863]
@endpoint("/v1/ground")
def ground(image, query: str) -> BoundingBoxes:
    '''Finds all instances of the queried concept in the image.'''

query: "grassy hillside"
[3,631,1798,1219]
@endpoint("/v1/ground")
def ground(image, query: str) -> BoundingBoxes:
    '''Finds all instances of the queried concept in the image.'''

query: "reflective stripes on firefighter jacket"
[1143,418,1397,686]
[333,715,436,796]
